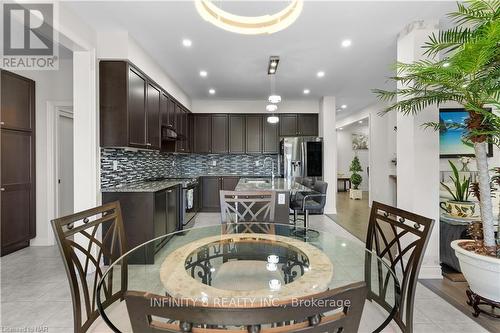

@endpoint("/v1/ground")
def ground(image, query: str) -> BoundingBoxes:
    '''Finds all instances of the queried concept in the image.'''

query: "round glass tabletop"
[97,223,400,332]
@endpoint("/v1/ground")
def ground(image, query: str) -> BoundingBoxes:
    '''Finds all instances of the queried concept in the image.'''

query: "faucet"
[263,157,275,181]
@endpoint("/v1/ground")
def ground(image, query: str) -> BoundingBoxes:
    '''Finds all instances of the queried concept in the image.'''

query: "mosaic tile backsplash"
[101,148,279,188]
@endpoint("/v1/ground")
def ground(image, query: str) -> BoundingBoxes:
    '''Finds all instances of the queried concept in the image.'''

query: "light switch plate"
[278,193,285,205]
[112,161,119,171]
[212,160,217,166]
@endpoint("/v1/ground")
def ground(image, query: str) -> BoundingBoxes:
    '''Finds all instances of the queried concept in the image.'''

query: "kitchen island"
[234,178,313,224]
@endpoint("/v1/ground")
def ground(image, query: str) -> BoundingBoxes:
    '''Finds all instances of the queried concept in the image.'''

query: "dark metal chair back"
[365,201,434,333]
[51,201,128,333]
[125,281,367,333]
[220,191,276,223]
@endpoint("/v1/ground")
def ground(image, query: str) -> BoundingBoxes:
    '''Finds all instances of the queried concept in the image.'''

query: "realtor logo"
[1,2,59,70]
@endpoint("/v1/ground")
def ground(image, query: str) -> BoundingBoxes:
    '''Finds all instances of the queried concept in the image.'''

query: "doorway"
[330,117,371,241]
[56,107,74,218]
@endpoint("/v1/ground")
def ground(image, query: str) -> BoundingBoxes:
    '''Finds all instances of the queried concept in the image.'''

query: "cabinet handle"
[146,143,152,146]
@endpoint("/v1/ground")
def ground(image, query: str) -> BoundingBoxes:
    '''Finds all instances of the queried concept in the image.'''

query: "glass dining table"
[97,223,400,332]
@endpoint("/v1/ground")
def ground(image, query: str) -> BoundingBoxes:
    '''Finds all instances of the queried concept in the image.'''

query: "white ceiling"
[67,1,456,113]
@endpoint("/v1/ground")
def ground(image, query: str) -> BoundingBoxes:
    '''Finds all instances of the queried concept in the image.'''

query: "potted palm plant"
[440,160,476,218]
[374,0,500,307]
[349,156,363,199]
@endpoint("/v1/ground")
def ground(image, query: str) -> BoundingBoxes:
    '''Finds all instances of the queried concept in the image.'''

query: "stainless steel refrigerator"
[279,137,323,180]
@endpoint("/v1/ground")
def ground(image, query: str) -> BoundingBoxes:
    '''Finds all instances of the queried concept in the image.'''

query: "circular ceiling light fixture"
[266,104,278,112]
[267,115,279,124]
[195,0,304,35]
[268,95,281,104]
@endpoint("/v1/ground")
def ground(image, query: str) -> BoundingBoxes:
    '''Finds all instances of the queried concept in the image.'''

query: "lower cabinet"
[201,176,240,212]
[102,185,180,264]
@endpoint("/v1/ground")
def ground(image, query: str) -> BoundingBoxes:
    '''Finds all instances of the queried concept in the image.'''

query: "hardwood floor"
[327,191,370,241]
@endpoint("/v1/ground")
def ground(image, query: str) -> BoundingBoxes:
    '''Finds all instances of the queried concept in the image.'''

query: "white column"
[320,96,337,214]
[397,21,441,278]
[73,50,98,211]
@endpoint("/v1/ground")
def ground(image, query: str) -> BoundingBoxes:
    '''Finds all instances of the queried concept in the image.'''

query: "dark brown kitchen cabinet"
[263,117,279,153]
[102,184,180,264]
[193,115,212,153]
[246,115,263,153]
[100,60,191,150]
[222,177,240,191]
[1,70,36,256]
[201,176,221,211]
[229,115,245,153]
[279,114,298,136]
[182,109,191,153]
[211,114,229,153]
[279,114,318,136]
[175,104,186,152]
[298,114,318,136]
[128,67,147,147]
[146,83,160,149]
[201,176,240,212]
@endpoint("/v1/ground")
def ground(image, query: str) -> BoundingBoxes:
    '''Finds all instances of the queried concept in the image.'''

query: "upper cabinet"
[279,114,318,137]
[99,60,191,151]
[211,114,229,153]
[245,115,263,154]
[193,114,212,153]
[297,114,319,136]
[229,115,245,154]
[263,116,279,153]
[146,83,160,149]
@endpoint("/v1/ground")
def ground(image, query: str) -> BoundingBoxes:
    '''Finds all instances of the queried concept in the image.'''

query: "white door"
[57,111,74,217]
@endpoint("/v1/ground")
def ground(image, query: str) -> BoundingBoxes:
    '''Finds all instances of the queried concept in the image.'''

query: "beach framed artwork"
[439,108,493,158]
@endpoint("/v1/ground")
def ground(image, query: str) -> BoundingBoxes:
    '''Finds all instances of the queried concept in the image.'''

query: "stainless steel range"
[165,177,199,229]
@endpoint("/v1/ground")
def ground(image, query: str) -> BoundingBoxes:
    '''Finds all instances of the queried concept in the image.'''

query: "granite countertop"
[101,180,183,193]
[235,178,313,193]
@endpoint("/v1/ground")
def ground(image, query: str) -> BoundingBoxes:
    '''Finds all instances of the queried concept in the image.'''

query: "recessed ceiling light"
[339,127,343,130]
[266,104,278,112]
[316,71,325,78]
[199,70,208,77]
[182,39,192,47]
[269,68,276,74]
[443,62,450,67]
[341,39,352,47]
[341,104,347,109]
[268,95,281,104]
[303,89,310,94]
[358,120,363,124]
[208,88,216,95]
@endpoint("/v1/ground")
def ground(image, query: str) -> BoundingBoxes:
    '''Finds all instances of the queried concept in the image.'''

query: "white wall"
[11,58,74,246]
[320,97,337,214]
[97,31,191,108]
[191,99,319,114]
[337,126,369,191]
[337,103,397,206]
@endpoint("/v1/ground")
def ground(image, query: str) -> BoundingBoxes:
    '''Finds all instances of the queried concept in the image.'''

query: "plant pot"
[349,189,362,200]
[451,240,500,302]
[440,201,476,218]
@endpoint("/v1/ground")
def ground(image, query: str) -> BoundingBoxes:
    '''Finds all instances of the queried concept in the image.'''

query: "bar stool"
[291,181,328,238]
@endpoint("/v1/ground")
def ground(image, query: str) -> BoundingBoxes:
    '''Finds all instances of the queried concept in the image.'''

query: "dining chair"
[365,201,434,333]
[125,281,367,333]
[51,201,128,333]
[220,190,276,235]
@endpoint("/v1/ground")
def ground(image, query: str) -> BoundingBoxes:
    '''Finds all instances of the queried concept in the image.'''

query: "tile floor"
[0,213,488,332]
